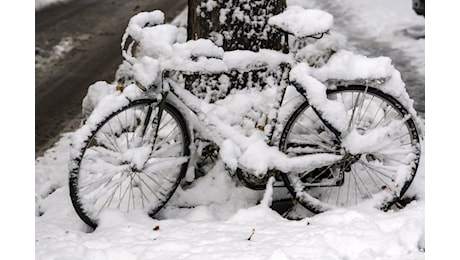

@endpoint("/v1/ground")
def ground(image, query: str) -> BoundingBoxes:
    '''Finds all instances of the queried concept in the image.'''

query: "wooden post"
[187,0,286,51]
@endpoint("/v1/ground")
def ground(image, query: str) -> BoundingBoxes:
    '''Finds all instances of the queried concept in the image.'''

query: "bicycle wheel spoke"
[371,106,398,130]
[95,177,125,215]
[96,127,122,152]
[97,189,117,214]
[368,100,385,129]
[113,112,131,150]
[137,179,146,209]
[358,161,395,180]
[154,144,185,159]
[357,162,395,193]
[154,129,181,153]
[140,169,173,192]
[159,116,175,132]
[145,169,176,184]
[325,186,334,204]
[129,175,136,211]
[359,162,380,188]
[356,93,373,126]
[370,152,411,164]
[294,115,337,145]
[358,162,393,195]
[335,180,342,205]
[300,160,341,184]
[392,132,410,142]
[141,107,166,145]
[348,91,361,129]
[288,132,337,153]
[87,143,120,159]
[129,108,140,146]
[79,170,120,192]
[351,166,372,200]
[136,173,164,201]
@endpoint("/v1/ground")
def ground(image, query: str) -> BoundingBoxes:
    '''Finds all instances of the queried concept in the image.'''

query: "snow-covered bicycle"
[69,6,422,228]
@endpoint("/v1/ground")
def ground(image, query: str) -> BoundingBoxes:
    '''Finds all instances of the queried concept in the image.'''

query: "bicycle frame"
[68,8,422,227]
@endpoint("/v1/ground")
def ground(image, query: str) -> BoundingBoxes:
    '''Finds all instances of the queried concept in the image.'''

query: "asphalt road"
[35,0,187,158]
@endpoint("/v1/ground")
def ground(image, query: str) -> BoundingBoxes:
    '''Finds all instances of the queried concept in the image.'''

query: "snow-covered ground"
[26,0,459,259]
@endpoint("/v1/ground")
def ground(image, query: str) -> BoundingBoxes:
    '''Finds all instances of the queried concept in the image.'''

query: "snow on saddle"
[268,5,333,38]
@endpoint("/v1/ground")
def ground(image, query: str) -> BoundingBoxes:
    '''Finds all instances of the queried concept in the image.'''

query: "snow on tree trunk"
[187,0,286,51]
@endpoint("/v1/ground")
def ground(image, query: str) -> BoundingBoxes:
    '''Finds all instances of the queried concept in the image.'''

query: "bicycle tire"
[69,99,190,228]
[279,85,421,213]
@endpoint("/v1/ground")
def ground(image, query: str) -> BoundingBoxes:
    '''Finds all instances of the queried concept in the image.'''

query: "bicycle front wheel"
[279,86,421,213]
[69,99,190,228]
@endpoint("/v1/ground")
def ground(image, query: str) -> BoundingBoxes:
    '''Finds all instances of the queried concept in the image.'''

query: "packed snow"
[33,0,436,259]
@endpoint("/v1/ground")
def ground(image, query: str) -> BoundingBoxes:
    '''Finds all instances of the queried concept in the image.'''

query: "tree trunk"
[187,0,286,51]
[184,0,289,105]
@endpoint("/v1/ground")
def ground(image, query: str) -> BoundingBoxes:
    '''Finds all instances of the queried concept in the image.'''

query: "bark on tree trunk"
[187,0,286,51]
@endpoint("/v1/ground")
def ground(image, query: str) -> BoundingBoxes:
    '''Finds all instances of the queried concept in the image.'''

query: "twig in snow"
[247,228,255,241]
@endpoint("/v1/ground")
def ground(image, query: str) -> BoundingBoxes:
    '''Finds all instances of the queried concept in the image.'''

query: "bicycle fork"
[136,93,170,172]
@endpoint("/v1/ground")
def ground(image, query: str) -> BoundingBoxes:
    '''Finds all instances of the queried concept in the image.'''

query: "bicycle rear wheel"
[69,99,190,228]
[279,86,421,213]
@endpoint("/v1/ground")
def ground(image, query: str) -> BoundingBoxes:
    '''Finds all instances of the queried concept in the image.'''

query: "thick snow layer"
[311,50,394,82]
[268,5,333,38]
